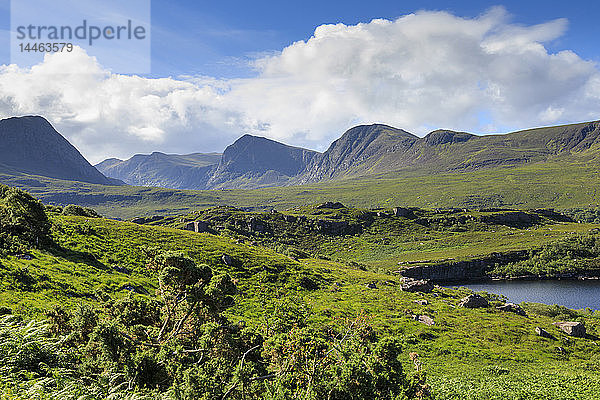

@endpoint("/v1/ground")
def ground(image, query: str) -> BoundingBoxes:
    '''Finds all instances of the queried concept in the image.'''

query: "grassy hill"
[3,186,600,398]
[2,157,600,220]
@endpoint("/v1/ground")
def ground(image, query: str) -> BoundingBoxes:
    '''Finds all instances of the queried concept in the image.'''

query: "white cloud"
[1,7,600,163]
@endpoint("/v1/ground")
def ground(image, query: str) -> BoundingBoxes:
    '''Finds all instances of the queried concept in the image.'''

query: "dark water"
[450,280,600,310]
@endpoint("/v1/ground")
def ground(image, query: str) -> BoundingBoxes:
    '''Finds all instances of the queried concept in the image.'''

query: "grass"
[2,158,600,219]
[2,208,600,398]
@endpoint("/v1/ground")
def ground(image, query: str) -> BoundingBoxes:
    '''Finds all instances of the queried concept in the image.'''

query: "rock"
[316,202,346,209]
[184,221,209,233]
[222,254,234,266]
[366,282,378,289]
[376,211,389,218]
[413,314,435,326]
[247,217,269,233]
[316,219,351,235]
[496,303,526,316]
[401,278,433,293]
[459,294,488,308]
[413,299,429,306]
[535,327,555,339]
[554,321,586,338]
[16,253,33,260]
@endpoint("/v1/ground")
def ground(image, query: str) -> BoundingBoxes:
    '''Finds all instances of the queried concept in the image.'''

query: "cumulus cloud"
[1,7,600,163]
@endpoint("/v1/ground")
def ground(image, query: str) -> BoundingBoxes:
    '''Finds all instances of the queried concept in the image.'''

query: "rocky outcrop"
[497,303,526,316]
[247,217,270,233]
[459,294,488,308]
[535,327,555,339]
[401,278,434,293]
[184,221,209,233]
[413,314,435,326]
[399,250,529,282]
[554,321,586,337]
[393,207,415,218]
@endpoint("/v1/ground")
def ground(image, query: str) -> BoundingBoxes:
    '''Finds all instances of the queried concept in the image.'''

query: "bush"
[0,185,51,253]
[62,204,101,218]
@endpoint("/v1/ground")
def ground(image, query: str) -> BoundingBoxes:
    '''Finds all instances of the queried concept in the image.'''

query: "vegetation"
[2,186,600,398]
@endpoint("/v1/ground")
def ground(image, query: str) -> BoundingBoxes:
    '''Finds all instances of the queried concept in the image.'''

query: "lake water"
[450,280,600,310]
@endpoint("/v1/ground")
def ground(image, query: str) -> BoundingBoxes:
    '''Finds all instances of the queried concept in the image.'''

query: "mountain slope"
[96,152,221,189]
[297,121,600,183]
[205,134,319,189]
[0,116,118,185]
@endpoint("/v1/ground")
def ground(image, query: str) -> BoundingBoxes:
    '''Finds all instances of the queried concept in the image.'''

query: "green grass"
[3,210,600,398]
[3,159,600,219]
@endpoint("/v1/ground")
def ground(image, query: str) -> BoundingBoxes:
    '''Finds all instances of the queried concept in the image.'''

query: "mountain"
[296,121,600,183]
[96,152,221,190]
[205,134,319,189]
[0,116,119,185]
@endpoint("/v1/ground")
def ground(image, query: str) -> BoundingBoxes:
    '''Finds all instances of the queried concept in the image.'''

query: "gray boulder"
[459,294,489,308]
[497,303,526,316]
[401,278,433,293]
[554,321,586,338]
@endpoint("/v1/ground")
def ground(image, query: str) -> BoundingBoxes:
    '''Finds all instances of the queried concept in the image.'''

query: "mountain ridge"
[0,116,120,185]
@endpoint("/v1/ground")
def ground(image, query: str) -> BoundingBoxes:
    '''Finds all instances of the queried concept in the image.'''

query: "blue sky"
[2,0,600,162]
[3,0,600,78]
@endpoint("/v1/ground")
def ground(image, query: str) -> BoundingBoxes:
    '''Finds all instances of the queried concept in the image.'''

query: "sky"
[2,0,600,163]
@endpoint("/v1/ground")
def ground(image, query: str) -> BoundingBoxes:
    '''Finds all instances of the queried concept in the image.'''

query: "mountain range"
[96,119,600,190]
[2,115,600,193]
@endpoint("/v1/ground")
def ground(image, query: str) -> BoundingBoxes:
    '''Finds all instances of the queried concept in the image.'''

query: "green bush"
[0,185,51,254]
[62,204,101,218]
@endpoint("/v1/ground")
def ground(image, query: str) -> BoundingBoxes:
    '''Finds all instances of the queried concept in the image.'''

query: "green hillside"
[2,185,600,398]
[2,157,600,220]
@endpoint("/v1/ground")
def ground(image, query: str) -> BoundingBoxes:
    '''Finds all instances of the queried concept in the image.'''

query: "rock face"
[496,303,527,316]
[184,221,209,233]
[0,116,117,185]
[399,250,529,282]
[393,207,415,218]
[247,217,270,233]
[316,219,354,235]
[554,321,586,337]
[535,327,555,339]
[401,278,434,293]
[459,294,489,308]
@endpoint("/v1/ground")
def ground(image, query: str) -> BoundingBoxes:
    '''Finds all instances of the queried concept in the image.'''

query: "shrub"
[0,185,51,253]
[62,204,101,218]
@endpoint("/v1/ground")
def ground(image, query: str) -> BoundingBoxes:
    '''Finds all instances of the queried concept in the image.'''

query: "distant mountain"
[96,152,221,190]
[0,116,119,185]
[295,121,600,183]
[205,134,319,189]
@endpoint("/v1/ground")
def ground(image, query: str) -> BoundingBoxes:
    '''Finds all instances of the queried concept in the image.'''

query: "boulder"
[413,314,435,326]
[413,299,429,306]
[316,202,346,209]
[496,303,526,316]
[459,294,488,308]
[554,321,586,338]
[184,221,209,233]
[366,282,378,289]
[535,327,555,339]
[401,278,433,293]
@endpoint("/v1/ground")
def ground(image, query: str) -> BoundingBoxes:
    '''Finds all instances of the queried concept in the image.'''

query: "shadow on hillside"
[46,244,109,271]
